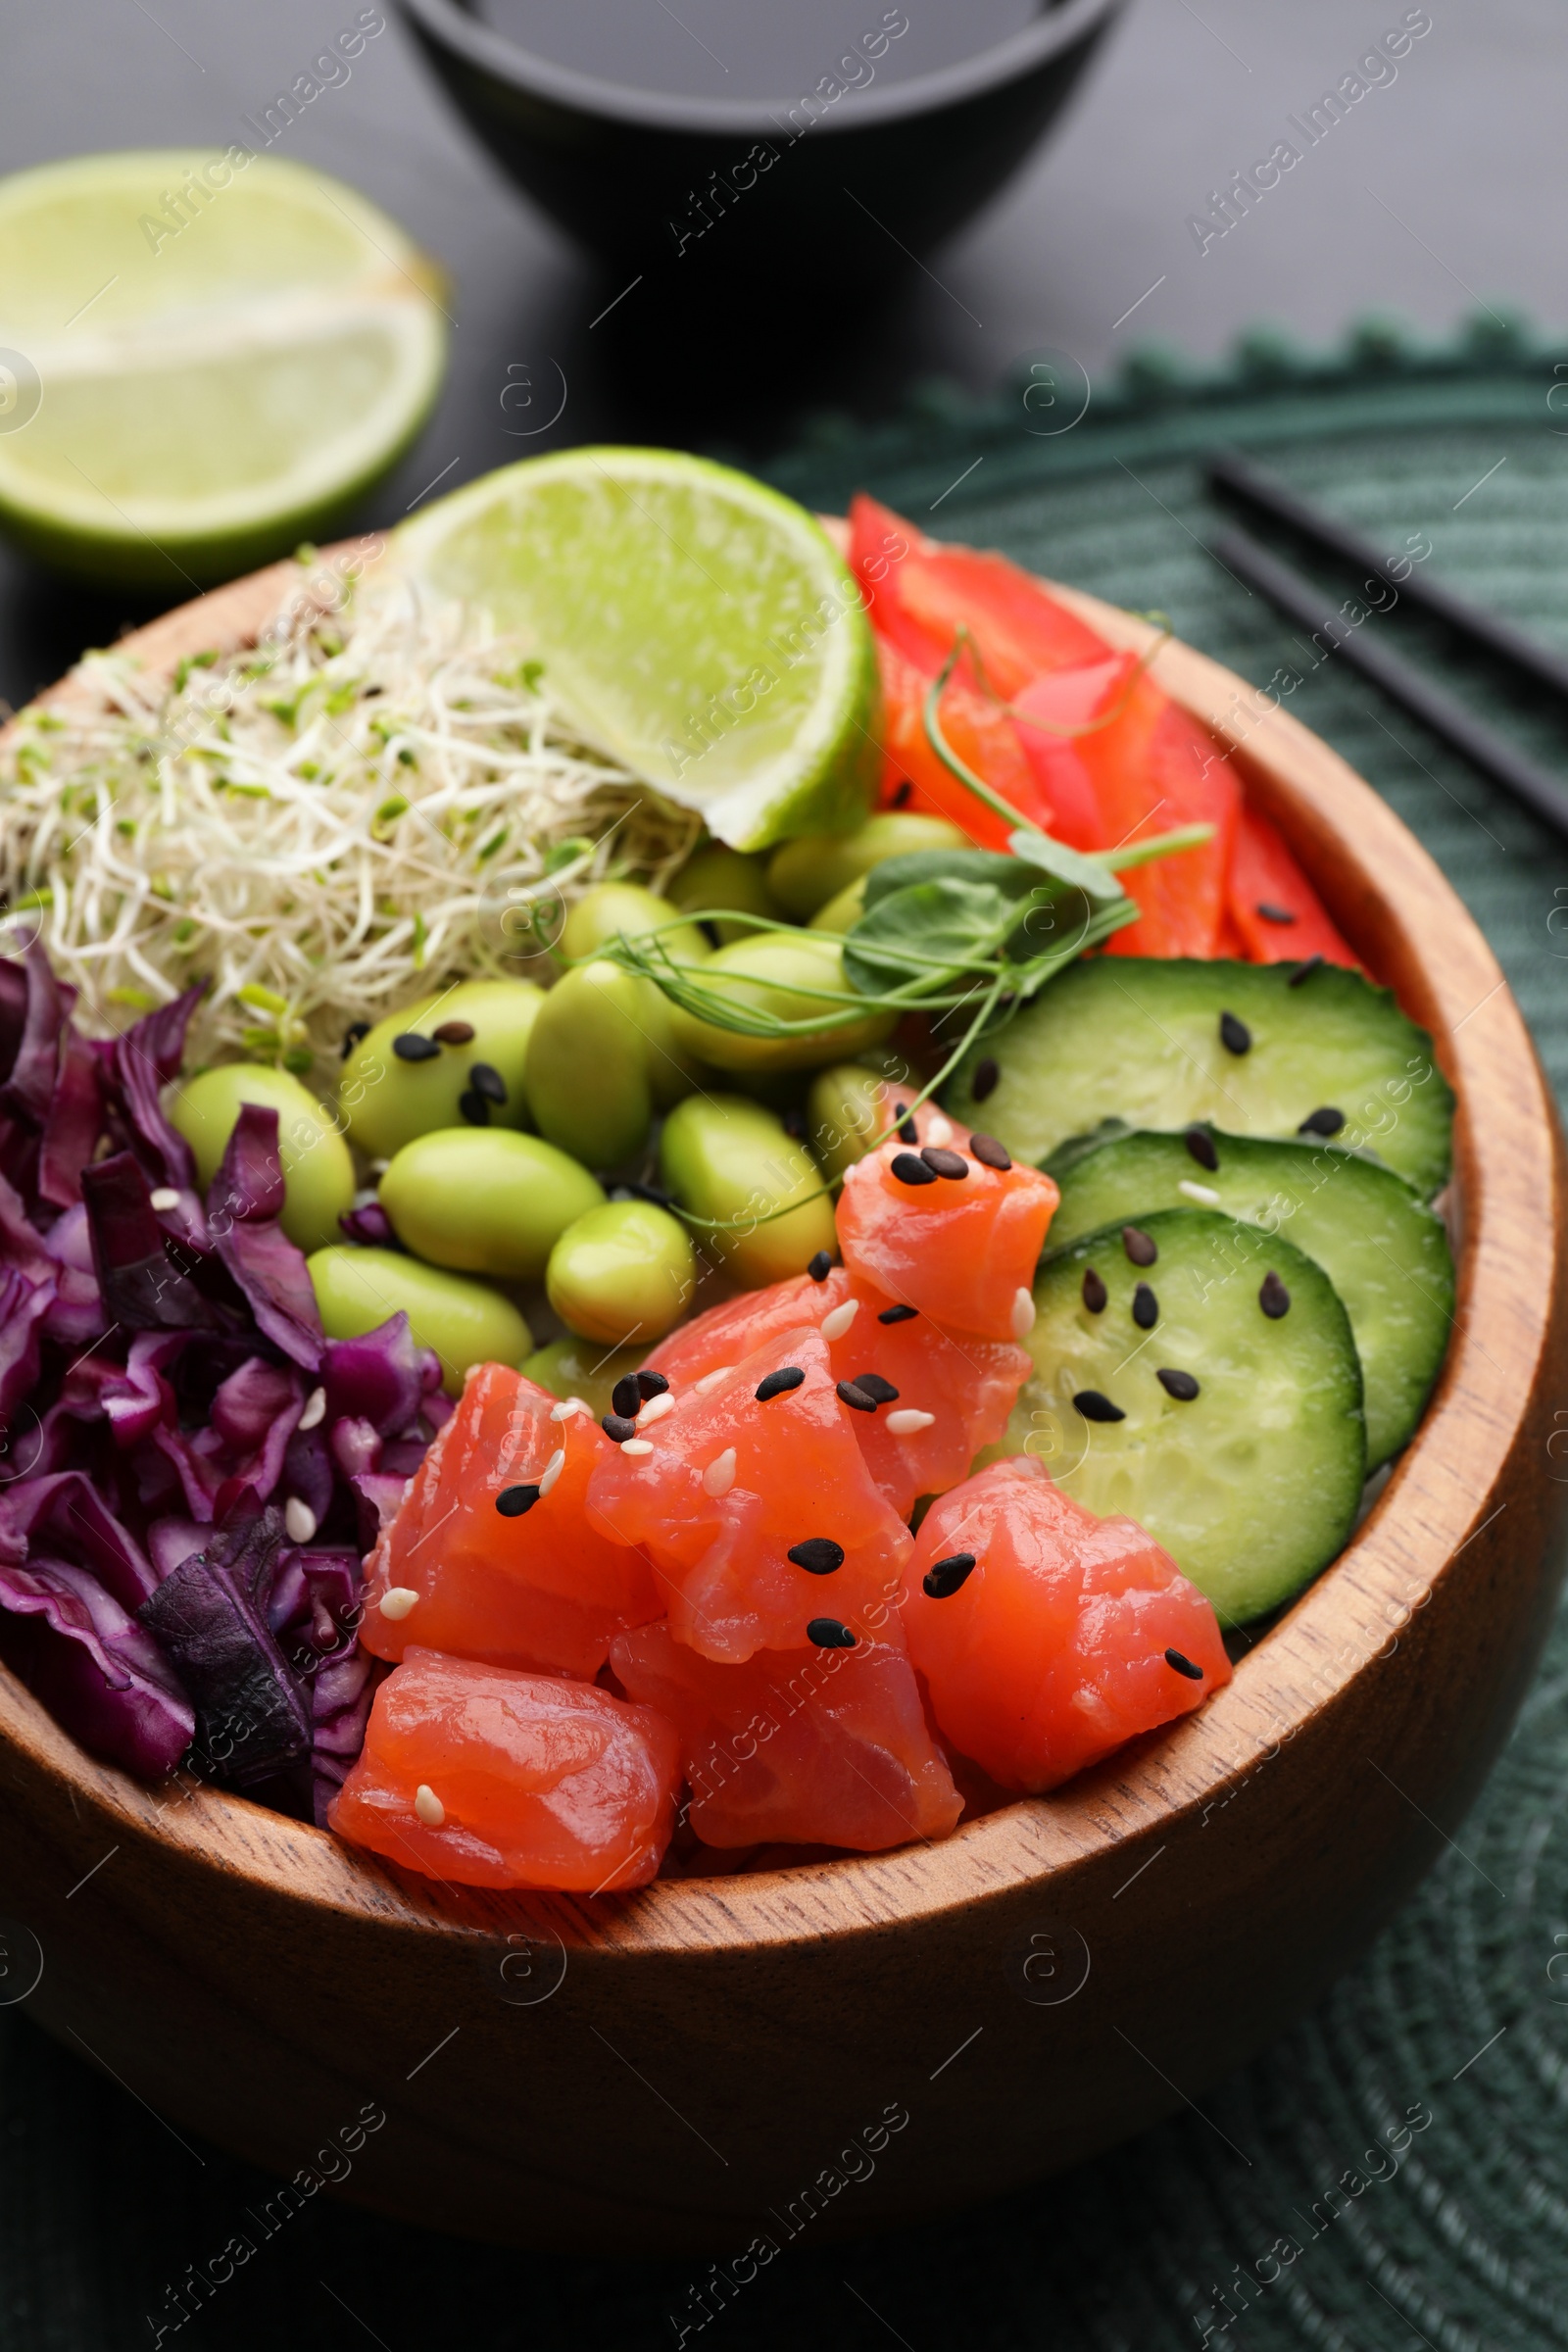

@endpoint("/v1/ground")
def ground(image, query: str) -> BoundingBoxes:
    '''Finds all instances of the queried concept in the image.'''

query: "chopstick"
[1207,451,1568,706]
[1210,524,1568,842]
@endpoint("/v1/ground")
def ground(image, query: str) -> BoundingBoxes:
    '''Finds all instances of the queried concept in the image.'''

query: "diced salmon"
[836,1137,1058,1343]
[904,1457,1232,1792]
[586,1323,911,1663]
[612,1619,961,1851]
[361,1362,661,1679]
[329,1645,681,1889]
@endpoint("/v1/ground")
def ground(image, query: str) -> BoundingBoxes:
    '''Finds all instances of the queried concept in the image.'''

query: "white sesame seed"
[819,1298,858,1342]
[1179,1179,1221,1206]
[550,1396,587,1421]
[925,1113,955,1147]
[1010,1287,1037,1341]
[620,1437,655,1456]
[148,1186,181,1213]
[297,1385,327,1432]
[537,1446,565,1495]
[414,1783,445,1827]
[703,1446,737,1496]
[885,1408,936,1436]
[694,1366,735,1395]
[637,1392,677,1426]
[379,1587,419,1620]
[283,1496,318,1544]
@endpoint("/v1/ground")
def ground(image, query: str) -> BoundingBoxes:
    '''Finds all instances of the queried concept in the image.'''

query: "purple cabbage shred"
[0,960,447,1808]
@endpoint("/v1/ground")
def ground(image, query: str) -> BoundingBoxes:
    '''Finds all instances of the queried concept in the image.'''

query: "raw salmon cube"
[905,1456,1231,1792]
[612,1620,960,1851]
[836,1138,1057,1342]
[329,1645,680,1890]
[586,1323,911,1664]
[361,1363,661,1679]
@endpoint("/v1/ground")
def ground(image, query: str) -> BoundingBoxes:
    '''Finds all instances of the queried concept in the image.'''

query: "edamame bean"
[560,882,710,968]
[808,877,867,935]
[523,1337,646,1420]
[661,1095,835,1289]
[379,1129,605,1279]
[308,1246,531,1396]
[546,1200,696,1345]
[666,843,784,944]
[767,812,970,918]
[524,960,654,1168]
[558,885,710,1114]
[339,978,546,1159]
[171,1062,354,1253]
[667,931,894,1075]
[807,1063,890,1185]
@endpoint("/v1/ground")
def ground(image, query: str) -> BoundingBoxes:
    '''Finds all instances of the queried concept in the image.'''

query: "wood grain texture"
[0,551,1563,2255]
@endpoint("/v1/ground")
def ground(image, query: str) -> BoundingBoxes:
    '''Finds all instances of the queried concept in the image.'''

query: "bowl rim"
[0,536,1549,1964]
[393,0,1125,137]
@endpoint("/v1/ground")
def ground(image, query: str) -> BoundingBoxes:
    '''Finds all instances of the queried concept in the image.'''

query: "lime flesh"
[0,150,448,589]
[391,447,880,849]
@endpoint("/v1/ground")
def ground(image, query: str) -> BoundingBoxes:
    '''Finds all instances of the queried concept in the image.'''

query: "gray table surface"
[0,0,1561,715]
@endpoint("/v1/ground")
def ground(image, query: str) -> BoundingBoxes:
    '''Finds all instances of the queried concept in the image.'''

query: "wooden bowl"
[1,548,1564,2257]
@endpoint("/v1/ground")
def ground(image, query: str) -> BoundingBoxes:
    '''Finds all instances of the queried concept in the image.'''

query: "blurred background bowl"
[395,0,1127,283]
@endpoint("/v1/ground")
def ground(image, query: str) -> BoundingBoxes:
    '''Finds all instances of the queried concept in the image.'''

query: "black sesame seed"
[432,1019,476,1045]
[878,1303,918,1324]
[1298,1105,1346,1137]
[635,1369,670,1399]
[1122,1225,1158,1267]
[897,1115,919,1147]
[923,1551,977,1598]
[890,1151,937,1187]
[920,1147,969,1180]
[1082,1267,1107,1314]
[496,1483,540,1516]
[458,1090,490,1125]
[755,1366,807,1402]
[971,1055,1000,1103]
[1219,1010,1251,1056]
[602,1413,639,1443]
[836,1379,877,1413]
[890,779,913,809]
[1255,903,1297,925]
[611,1375,642,1420]
[807,1617,858,1649]
[1183,1125,1219,1172]
[788,1538,845,1576]
[1259,1270,1292,1319]
[469,1060,507,1104]
[969,1133,1011,1171]
[1164,1646,1203,1680]
[855,1373,900,1405]
[1073,1390,1126,1423]
[807,1250,834,1283]
[392,1032,440,1062]
[1288,954,1326,988]
[341,1020,370,1059]
[1156,1368,1200,1401]
[1132,1281,1158,1330]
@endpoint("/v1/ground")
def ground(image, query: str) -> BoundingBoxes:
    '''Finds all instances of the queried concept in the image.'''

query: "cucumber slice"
[1001,1208,1365,1624]
[1045,1128,1453,1469]
[949,958,1453,1198]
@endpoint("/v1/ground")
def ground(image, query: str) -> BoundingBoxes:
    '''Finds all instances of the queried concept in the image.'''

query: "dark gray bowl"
[396,0,1127,279]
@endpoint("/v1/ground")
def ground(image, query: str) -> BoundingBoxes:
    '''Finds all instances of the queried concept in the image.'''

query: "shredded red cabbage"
[0,964,444,1816]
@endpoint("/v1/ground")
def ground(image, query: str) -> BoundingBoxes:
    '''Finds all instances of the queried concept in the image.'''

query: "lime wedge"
[392,447,880,850]
[0,150,448,590]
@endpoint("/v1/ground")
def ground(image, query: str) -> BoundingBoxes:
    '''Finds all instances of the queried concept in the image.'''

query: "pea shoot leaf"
[1006,828,1126,903]
[843,877,1020,998]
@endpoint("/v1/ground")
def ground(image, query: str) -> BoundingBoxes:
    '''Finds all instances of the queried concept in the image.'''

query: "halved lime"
[391,447,880,849]
[0,150,448,590]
